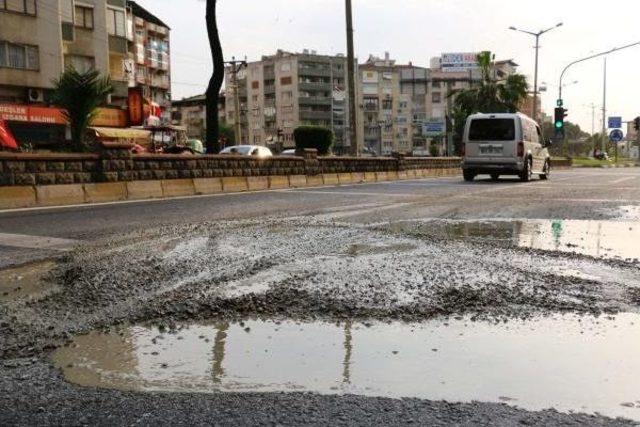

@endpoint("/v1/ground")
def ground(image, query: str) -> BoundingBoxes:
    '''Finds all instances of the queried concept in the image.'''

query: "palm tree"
[52,68,112,152]
[449,51,529,154]
[205,0,225,154]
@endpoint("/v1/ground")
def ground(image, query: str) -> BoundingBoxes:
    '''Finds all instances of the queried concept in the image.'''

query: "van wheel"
[539,161,550,180]
[520,158,532,182]
[463,170,476,182]
[490,173,500,181]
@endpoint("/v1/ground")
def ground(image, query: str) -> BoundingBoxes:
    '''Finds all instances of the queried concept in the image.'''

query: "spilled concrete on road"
[1,216,639,425]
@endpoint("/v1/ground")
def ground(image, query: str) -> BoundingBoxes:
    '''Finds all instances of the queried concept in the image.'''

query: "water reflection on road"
[55,315,640,421]
[392,219,639,261]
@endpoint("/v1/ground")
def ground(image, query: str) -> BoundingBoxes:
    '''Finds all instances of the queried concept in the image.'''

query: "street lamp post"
[509,23,563,122]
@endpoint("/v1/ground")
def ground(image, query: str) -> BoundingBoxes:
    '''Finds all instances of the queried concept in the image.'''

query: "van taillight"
[517,142,524,157]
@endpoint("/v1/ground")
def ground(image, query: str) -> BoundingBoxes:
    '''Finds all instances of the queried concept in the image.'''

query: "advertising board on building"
[128,87,145,126]
[441,52,479,73]
[422,121,446,136]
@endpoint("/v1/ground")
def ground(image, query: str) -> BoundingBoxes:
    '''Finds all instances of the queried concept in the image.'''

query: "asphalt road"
[1,168,638,264]
[1,168,640,426]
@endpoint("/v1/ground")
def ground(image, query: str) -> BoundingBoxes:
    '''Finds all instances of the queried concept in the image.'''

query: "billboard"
[128,87,144,126]
[441,52,479,73]
[422,121,446,136]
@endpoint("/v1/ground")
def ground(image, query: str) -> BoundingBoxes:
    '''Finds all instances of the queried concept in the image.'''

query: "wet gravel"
[0,361,635,427]
[1,217,639,425]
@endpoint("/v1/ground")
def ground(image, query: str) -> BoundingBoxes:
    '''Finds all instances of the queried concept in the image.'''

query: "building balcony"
[298,67,331,78]
[264,85,276,94]
[299,81,331,92]
[300,110,332,120]
[298,96,331,106]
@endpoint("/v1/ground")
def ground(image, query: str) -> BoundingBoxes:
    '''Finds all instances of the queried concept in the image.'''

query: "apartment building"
[0,0,133,145]
[127,1,171,119]
[357,53,430,156]
[170,92,226,141]
[225,49,350,152]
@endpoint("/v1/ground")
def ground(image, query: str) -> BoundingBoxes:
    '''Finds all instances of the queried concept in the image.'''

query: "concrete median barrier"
[161,179,196,198]
[306,175,323,187]
[288,175,308,188]
[364,172,377,182]
[193,178,223,195]
[126,181,164,200]
[338,173,354,185]
[36,184,85,207]
[268,176,289,190]
[0,186,37,209]
[322,173,340,185]
[247,176,269,191]
[222,177,249,193]
[84,183,127,204]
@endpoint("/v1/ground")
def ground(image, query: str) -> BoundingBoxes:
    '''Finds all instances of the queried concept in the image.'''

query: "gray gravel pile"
[1,218,638,359]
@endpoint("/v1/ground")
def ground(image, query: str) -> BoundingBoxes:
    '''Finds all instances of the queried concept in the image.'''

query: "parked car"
[462,112,551,182]
[220,145,273,158]
[280,149,297,156]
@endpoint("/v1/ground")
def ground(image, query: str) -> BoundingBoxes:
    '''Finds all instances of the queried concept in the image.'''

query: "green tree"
[449,51,530,154]
[218,121,235,148]
[52,67,112,152]
[294,126,334,155]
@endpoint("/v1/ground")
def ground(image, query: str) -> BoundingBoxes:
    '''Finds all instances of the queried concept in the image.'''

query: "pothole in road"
[0,261,57,302]
[53,314,640,421]
[389,218,640,261]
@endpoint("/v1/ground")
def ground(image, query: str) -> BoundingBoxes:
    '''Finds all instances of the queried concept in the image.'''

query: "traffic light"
[634,117,640,132]
[554,107,568,138]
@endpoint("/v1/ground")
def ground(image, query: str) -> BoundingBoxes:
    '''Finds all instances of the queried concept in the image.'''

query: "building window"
[432,92,441,103]
[280,76,292,86]
[0,41,39,70]
[74,5,94,30]
[64,55,95,73]
[432,81,441,89]
[106,7,126,37]
[1,0,36,15]
[251,81,259,89]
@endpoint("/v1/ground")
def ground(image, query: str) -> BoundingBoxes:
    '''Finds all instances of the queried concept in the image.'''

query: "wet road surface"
[1,168,640,426]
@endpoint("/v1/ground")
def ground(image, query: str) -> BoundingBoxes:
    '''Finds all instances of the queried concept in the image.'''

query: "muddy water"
[54,314,640,421]
[0,261,57,302]
[392,219,640,261]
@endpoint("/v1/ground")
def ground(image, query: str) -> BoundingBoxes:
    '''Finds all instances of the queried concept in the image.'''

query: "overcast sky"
[137,0,640,134]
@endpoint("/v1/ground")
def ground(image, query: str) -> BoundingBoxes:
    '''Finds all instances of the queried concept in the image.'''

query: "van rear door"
[466,117,518,160]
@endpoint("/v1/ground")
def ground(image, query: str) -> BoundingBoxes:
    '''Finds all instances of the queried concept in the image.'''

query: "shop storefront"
[0,104,128,149]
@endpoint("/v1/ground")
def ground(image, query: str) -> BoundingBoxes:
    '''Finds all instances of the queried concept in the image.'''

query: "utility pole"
[226,57,247,146]
[510,22,563,123]
[345,0,358,156]
[601,58,607,153]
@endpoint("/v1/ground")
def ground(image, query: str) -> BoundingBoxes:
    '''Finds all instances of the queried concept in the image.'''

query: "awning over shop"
[89,127,151,140]
[0,119,18,150]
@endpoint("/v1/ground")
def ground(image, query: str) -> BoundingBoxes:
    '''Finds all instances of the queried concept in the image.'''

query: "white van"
[462,113,551,182]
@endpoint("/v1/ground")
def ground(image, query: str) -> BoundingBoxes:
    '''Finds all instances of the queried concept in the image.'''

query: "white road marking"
[611,176,636,185]
[0,233,79,251]
[281,190,417,197]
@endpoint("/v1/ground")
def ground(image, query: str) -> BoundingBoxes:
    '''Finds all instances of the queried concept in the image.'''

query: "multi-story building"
[170,92,226,141]
[0,0,132,144]
[126,1,171,120]
[225,49,350,152]
[357,53,429,156]
[0,1,169,147]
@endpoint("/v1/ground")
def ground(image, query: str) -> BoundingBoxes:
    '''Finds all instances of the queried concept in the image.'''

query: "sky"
[136,0,640,134]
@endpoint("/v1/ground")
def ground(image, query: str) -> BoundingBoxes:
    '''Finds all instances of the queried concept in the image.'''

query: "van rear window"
[468,119,515,141]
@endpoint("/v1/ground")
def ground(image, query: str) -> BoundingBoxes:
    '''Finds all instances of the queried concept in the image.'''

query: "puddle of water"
[0,261,57,302]
[54,314,640,421]
[394,219,640,261]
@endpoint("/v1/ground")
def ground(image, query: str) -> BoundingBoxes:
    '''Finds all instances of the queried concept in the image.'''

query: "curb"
[0,168,461,210]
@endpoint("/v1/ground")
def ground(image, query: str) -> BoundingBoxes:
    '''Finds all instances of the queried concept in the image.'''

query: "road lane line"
[611,176,636,184]
[0,233,79,251]
[280,190,417,197]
